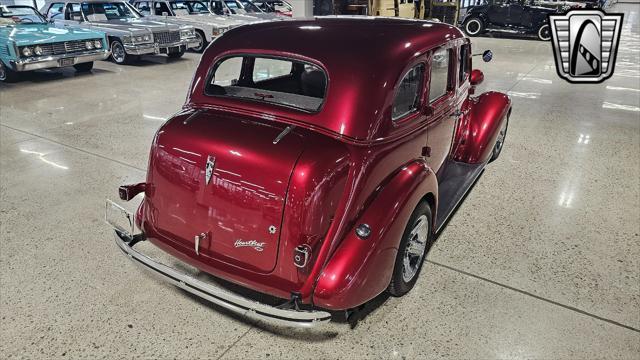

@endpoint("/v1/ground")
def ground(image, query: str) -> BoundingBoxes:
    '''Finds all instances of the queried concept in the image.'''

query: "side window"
[252,58,293,82]
[192,2,208,12]
[392,63,425,120]
[136,2,151,15]
[213,57,243,86]
[47,2,65,20]
[154,1,171,15]
[428,48,451,103]
[458,44,470,84]
[65,3,83,21]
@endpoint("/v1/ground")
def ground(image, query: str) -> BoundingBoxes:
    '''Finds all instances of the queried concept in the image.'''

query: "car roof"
[190,17,465,141]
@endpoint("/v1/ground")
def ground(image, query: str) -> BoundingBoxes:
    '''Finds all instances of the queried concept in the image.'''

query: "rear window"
[205,55,327,113]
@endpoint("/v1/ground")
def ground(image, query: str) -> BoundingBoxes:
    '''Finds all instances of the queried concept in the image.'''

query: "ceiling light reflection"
[20,149,68,170]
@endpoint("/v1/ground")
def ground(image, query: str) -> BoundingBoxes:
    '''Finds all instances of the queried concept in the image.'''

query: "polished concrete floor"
[1,4,639,359]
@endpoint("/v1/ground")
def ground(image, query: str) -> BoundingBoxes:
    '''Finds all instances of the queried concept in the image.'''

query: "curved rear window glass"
[205,55,327,112]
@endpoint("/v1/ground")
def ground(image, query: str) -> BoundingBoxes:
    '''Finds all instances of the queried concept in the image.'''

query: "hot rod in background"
[460,0,557,40]
[0,5,109,83]
[107,18,511,327]
[41,0,198,64]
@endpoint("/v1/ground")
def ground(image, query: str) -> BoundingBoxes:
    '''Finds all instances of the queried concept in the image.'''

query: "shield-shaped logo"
[549,10,623,83]
[205,155,215,185]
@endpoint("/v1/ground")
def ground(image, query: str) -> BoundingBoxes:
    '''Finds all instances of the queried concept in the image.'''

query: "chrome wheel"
[111,41,126,64]
[193,31,205,52]
[490,116,509,162]
[538,24,551,41]
[465,19,482,36]
[0,62,6,81]
[401,215,429,283]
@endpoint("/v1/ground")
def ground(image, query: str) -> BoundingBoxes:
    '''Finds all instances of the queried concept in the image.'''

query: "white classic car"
[132,0,259,52]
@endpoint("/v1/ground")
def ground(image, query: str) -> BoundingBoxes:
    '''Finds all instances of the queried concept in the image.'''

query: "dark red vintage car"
[106,17,511,327]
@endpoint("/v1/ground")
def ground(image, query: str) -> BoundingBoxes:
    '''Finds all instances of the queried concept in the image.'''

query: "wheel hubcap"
[495,119,508,154]
[467,20,480,34]
[0,63,6,81]
[540,26,550,40]
[402,215,429,283]
[112,43,125,62]
[195,33,204,51]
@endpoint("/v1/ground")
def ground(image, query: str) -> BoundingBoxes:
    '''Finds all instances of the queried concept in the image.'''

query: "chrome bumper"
[10,49,110,72]
[125,38,199,55]
[113,230,332,327]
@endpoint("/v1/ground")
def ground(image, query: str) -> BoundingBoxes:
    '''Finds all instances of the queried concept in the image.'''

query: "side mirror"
[470,69,484,86]
[472,49,493,62]
[482,50,493,62]
[162,11,168,16]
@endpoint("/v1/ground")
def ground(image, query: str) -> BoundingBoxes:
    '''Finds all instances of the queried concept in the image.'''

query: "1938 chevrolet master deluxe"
[107,18,511,327]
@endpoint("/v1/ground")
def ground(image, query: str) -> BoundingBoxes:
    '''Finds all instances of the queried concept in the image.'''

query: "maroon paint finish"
[470,68,484,86]
[130,18,511,310]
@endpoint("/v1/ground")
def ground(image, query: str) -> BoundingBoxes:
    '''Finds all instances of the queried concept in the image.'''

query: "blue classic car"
[0,4,109,82]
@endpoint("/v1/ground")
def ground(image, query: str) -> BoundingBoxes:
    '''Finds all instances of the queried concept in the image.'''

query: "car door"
[44,2,66,22]
[425,46,457,173]
[486,0,510,26]
[58,2,83,27]
[506,0,526,27]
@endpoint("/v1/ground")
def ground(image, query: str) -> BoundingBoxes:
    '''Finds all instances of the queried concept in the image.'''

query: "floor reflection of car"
[41,0,199,64]
[251,0,292,17]
[459,0,556,41]
[131,0,246,52]
[0,4,109,82]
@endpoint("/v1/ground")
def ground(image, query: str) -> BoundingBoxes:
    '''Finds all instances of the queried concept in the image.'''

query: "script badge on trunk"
[205,155,216,185]
[549,9,623,83]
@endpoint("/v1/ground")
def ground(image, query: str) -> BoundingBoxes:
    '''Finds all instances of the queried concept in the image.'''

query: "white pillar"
[289,0,314,18]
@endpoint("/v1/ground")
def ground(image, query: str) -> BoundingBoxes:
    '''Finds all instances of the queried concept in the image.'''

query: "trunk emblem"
[234,240,266,252]
[205,155,216,185]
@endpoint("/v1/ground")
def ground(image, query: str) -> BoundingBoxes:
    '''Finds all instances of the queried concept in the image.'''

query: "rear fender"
[453,91,511,164]
[312,160,437,310]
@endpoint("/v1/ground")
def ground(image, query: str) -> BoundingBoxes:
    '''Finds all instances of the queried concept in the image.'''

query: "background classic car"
[207,0,280,20]
[131,0,244,53]
[460,0,557,40]
[41,0,199,64]
[0,4,109,82]
[107,18,511,327]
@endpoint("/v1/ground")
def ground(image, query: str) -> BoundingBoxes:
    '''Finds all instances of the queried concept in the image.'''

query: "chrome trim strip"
[112,231,332,328]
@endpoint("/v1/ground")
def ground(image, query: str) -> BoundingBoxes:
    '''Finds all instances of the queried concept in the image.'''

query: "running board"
[435,160,485,233]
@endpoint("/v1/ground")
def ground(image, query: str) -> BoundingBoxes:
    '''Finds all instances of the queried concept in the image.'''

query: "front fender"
[453,91,511,164]
[312,160,437,310]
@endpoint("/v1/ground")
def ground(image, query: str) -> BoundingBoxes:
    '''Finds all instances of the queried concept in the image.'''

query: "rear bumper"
[113,230,332,328]
[9,49,110,72]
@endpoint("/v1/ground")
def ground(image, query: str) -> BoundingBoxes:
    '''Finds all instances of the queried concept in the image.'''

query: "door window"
[392,63,425,120]
[65,3,83,21]
[46,2,65,19]
[428,48,451,103]
[458,44,470,84]
[135,1,151,15]
[252,58,293,82]
[154,1,172,15]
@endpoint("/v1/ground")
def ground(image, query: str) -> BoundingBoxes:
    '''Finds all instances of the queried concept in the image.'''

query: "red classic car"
[106,17,511,327]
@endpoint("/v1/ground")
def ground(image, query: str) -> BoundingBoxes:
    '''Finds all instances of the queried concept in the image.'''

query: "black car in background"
[460,0,558,40]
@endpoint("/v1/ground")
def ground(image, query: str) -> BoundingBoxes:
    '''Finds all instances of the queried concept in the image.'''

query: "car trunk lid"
[146,110,303,273]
